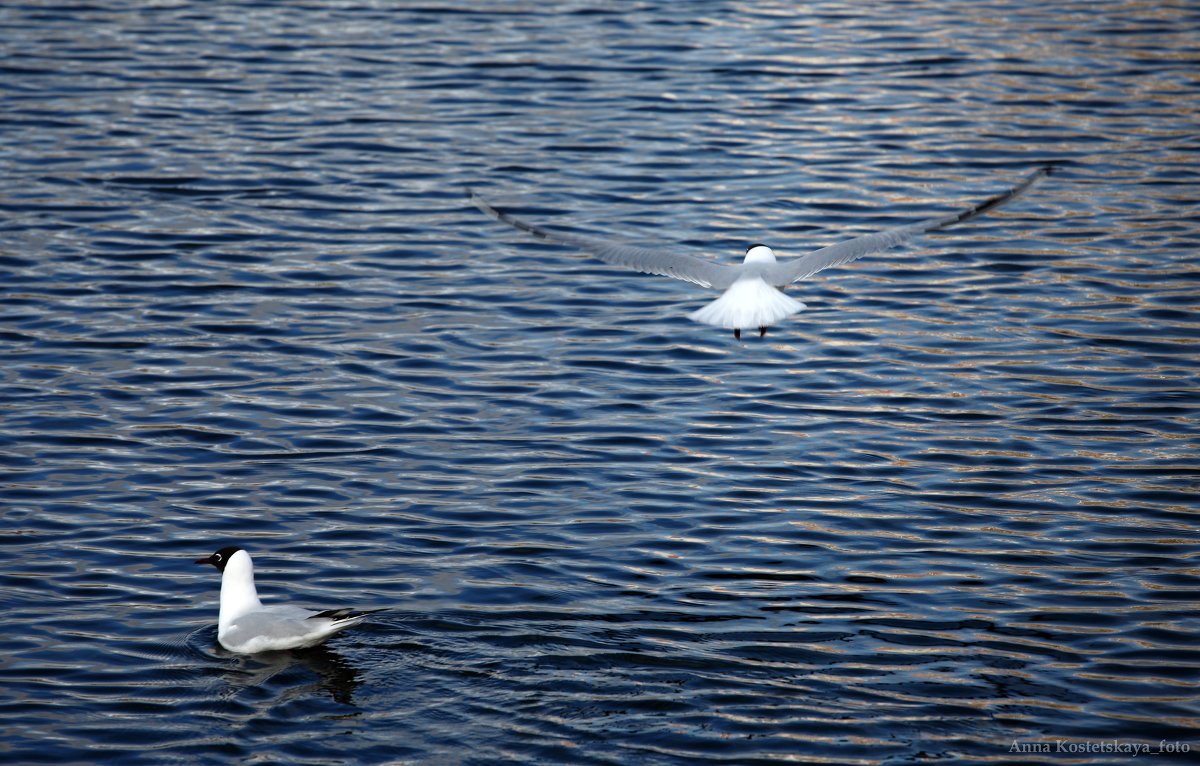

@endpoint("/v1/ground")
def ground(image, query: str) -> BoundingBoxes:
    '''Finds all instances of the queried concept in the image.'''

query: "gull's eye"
[214,553,222,562]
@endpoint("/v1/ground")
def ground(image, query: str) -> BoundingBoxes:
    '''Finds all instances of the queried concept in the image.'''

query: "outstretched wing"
[467,188,740,289]
[763,166,1053,286]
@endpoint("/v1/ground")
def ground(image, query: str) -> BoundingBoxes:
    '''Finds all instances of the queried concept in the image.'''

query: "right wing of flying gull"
[763,165,1053,286]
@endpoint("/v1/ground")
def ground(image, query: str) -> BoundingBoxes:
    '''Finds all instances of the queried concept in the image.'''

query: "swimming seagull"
[195,546,383,653]
[467,166,1053,340]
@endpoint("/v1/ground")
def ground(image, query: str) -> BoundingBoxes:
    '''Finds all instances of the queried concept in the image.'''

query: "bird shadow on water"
[189,626,364,707]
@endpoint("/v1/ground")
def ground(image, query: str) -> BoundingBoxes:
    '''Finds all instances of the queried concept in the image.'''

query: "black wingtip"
[309,607,387,622]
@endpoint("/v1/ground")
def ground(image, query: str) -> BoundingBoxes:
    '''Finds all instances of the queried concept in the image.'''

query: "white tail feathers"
[688,277,806,329]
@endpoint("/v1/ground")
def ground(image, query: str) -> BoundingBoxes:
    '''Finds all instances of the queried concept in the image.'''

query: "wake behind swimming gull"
[468,167,1053,340]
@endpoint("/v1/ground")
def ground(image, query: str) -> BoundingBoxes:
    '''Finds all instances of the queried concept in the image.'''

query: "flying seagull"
[196,546,383,653]
[467,166,1052,340]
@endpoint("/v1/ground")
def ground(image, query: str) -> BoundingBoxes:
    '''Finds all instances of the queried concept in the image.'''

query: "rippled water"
[2,1,1198,764]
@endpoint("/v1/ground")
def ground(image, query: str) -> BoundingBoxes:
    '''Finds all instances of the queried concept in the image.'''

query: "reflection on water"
[209,640,365,708]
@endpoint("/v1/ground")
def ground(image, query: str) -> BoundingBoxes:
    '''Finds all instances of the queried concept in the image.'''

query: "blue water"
[2,1,1198,764]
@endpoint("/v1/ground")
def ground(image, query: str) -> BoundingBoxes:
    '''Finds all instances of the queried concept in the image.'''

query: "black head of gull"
[195,545,243,573]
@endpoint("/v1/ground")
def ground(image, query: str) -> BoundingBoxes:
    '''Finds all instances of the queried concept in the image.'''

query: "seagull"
[195,546,383,654]
[467,166,1053,340]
